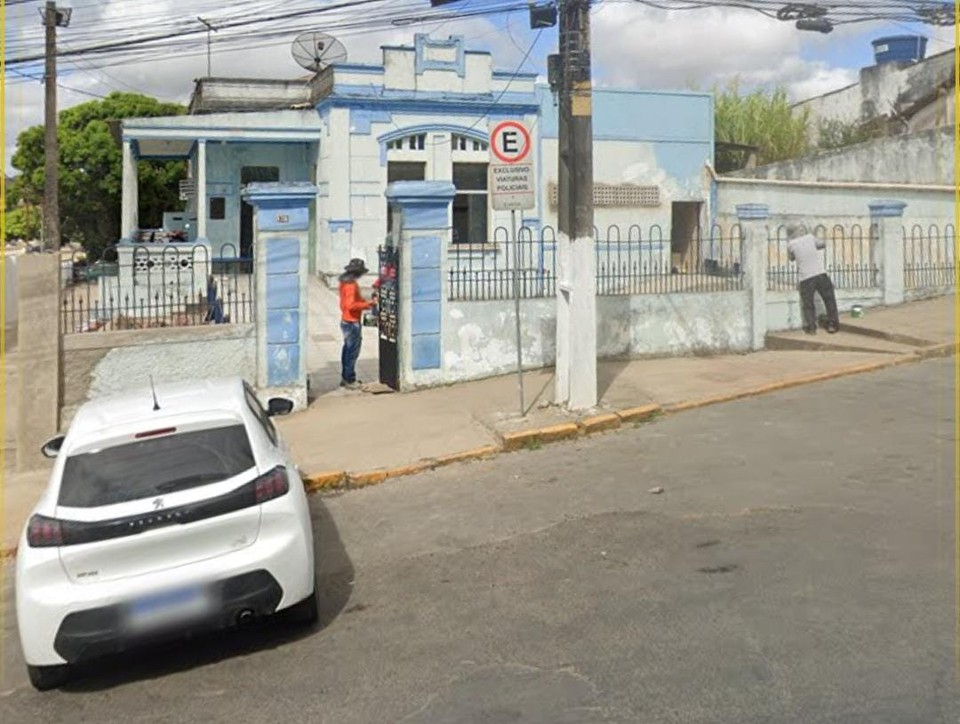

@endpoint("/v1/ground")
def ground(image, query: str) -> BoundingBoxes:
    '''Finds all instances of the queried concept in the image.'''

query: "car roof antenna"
[150,376,161,411]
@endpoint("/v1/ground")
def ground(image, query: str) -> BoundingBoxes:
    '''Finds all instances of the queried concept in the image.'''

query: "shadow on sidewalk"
[59,498,355,693]
[598,359,632,401]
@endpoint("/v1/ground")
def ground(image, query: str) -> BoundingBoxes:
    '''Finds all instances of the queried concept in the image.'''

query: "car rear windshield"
[58,424,256,508]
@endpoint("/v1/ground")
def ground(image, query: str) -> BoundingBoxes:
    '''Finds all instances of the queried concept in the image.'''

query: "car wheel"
[285,584,319,627]
[27,664,71,691]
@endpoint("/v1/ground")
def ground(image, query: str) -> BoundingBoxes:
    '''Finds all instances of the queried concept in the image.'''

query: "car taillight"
[254,466,289,504]
[27,514,64,548]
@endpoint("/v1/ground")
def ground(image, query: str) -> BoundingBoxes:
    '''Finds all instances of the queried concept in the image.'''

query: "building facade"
[121,34,714,283]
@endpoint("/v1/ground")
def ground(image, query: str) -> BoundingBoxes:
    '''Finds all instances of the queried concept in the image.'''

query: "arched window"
[386,134,426,152]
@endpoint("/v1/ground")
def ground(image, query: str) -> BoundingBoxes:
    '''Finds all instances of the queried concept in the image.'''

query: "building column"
[121,139,138,241]
[869,200,907,306]
[385,181,456,391]
[736,203,770,351]
[241,182,317,411]
[196,139,208,241]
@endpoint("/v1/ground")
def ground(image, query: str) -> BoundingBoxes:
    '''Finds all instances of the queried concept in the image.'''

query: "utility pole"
[554,0,597,410]
[41,1,67,251]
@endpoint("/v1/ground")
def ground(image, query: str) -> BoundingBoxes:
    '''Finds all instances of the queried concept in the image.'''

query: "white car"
[15,377,317,691]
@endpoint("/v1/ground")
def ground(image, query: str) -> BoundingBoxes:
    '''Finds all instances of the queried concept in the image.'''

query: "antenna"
[291,31,347,74]
[150,376,161,411]
[198,17,218,77]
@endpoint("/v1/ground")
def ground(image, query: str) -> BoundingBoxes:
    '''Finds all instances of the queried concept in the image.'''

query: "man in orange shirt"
[338,258,376,389]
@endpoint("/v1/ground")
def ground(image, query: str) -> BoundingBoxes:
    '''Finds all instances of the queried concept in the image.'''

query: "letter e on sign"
[490,121,531,165]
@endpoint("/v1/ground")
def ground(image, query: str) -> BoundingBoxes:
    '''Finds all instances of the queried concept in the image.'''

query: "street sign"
[490,163,535,211]
[489,120,532,165]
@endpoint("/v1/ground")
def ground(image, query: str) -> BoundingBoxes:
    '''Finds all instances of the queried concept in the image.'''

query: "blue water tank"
[872,35,928,65]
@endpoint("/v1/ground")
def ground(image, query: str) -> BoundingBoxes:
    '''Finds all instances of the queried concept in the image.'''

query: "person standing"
[338,258,376,389]
[786,223,839,334]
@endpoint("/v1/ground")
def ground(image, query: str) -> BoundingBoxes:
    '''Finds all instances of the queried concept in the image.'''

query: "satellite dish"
[291,31,347,73]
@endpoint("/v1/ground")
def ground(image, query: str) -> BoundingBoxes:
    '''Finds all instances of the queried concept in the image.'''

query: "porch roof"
[122,109,322,158]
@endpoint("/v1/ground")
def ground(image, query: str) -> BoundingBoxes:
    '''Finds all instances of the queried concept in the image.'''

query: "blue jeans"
[340,321,362,383]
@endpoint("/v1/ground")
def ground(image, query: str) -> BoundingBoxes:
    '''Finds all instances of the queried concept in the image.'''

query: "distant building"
[794,35,955,145]
[121,34,715,282]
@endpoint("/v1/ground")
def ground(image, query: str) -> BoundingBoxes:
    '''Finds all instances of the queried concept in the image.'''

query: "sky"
[3,0,956,175]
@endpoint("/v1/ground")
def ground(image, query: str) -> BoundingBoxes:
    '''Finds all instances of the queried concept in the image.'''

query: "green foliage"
[816,117,885,151]
[5,205,41,242]
[10,92,187,258]
[714,80,812,172]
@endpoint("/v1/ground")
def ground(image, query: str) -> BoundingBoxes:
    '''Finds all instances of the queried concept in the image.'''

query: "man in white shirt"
[786,223,839,334]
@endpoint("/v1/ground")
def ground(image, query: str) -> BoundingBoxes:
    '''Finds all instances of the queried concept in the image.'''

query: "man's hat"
[344,258,369,276]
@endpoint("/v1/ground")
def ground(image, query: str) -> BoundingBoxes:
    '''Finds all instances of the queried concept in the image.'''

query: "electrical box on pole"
[530,3,558,28]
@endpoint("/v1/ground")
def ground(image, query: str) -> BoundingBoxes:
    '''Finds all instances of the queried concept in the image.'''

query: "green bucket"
[851,304,864,319]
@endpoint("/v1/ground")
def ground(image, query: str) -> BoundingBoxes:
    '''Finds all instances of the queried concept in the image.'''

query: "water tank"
[872,35,928,65]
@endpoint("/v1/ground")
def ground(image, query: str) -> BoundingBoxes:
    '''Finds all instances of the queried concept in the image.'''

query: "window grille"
[387,134,426,151]
[548,182,660,209]
[452,134,488,152]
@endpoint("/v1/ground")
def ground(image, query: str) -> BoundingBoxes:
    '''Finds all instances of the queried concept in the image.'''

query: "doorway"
[240,166,280,272]
[670,201,702,272]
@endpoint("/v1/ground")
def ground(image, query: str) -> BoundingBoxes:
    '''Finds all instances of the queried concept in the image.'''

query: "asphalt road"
[2,357,957,723]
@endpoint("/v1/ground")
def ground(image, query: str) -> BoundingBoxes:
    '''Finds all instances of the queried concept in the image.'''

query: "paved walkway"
[2,295,954,553]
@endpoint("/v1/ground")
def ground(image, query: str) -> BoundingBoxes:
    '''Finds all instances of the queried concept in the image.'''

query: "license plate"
[126,585,211,631]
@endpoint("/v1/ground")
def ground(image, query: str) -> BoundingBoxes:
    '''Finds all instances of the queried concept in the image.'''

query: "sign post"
[489,120,536,417]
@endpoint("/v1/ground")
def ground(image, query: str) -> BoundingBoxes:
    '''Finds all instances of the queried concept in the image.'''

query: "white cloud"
[591,4,860,100]
[5,0,884,173]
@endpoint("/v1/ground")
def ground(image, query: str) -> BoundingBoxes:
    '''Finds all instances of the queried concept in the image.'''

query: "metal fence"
[448,226,555,301]
[61,243,255,334]
[767,224,878,291]
[448,225,744,301]
[903,224,956,290]
[596,225,743,295]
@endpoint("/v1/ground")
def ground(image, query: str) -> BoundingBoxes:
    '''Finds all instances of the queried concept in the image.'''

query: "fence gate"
[377,244,400,390]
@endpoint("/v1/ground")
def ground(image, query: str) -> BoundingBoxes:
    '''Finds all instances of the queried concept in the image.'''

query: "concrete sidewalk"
[2,294,955,553]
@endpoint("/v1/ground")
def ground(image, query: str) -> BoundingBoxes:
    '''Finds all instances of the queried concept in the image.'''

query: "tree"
[11,92,187,258]
[714,80,812,173]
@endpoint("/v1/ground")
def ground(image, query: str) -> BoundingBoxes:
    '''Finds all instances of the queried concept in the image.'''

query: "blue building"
[120,34,714,283]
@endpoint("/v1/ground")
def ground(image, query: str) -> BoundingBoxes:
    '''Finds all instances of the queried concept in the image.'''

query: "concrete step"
[765,329,919,355]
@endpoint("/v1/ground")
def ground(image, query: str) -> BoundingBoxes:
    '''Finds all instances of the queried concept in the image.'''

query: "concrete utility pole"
[42,1,61,251]
[554,0,597,410]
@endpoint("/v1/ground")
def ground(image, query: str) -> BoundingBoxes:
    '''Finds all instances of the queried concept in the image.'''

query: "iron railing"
[903,224,956,290]
[595,224,743,295]
[448,225,744,301]
[61,243,254,334]
[767,224,878,291]
[448,226,555,301]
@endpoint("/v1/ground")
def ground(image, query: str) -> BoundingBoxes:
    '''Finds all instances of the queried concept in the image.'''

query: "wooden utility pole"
[554,0,597,410]
[42,1,60,251]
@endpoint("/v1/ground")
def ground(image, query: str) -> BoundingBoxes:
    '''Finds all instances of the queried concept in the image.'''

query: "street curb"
[2,351,945,563]
[915,342,956,360]
[432,445,502,468]
[616,404,662,423]
[502,423,580,451]
[303,470,347,493]
[662,355,918,414]
[579,413,621,434]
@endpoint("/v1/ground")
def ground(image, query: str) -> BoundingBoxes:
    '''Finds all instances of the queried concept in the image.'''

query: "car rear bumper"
[52,570,283,664]
[16,503,315,666]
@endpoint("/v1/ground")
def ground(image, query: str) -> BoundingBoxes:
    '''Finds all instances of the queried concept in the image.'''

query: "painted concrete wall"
[5,254,18,347]
[729,128,954,186]
[795,48,955,144]
[62,325,256,426]
[188,141,315,257]
[434,292,751,386]
[716,181,954,230]
[538,87,714,233]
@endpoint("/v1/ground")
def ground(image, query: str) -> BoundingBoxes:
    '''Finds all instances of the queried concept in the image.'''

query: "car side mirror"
[41,435,65,459]
[266,398,294,417]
